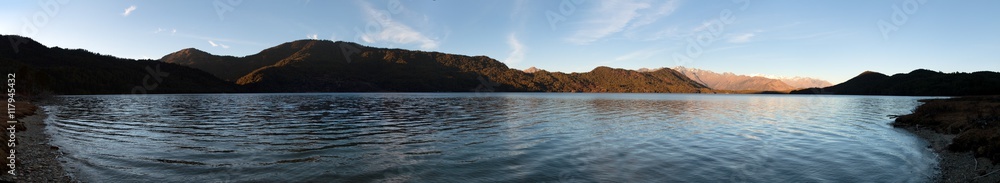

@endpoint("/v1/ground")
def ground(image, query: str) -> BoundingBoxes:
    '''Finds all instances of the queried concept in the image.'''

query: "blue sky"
[2,0,998,83]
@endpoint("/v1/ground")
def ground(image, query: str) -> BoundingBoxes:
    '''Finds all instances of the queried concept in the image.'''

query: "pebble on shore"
[1,102,76,182]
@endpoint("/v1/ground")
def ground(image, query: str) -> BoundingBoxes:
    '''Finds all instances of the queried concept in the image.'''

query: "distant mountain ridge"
[669,66,797,91]
[160,39,713,93]
[792,69,1000,96]
[753,75,833,89]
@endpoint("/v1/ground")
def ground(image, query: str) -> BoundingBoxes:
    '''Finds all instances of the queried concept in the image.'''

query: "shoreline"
[899,125,1000,182]
[894,96,1000,182]
[0,102,76,182]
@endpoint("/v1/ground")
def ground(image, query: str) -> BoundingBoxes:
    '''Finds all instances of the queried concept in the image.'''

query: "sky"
[2,0,999,84]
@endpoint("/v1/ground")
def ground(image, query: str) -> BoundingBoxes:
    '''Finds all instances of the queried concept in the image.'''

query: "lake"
[41,93,939,182]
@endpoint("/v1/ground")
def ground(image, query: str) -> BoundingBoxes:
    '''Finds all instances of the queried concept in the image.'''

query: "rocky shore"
[0,102,76,183]
[894,96,1000,183]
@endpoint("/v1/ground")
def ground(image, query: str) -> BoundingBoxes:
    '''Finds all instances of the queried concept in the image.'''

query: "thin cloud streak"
[615,48,665,62]
[778,30,844,40]
[628,0,680,29]
[122,5,137,17]
[567,0,680,45]
[207,40,229,49]
[175,33,264,46]
[359,2,439,50]
[504,33,525,65]
[728,33,755,43]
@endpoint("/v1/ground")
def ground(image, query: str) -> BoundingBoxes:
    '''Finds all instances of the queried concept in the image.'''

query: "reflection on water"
[43,93,938,182]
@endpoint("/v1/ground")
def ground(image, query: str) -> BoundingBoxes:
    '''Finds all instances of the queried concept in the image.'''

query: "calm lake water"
[42,93,939,182]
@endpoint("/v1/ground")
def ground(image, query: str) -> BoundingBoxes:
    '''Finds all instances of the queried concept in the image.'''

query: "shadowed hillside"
[160,48,250,82]
[1,35,239,95]
[792,69,1000,96]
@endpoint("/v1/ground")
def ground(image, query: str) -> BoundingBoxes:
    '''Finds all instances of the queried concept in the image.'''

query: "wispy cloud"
[728,33,755,43]
[628,0,680,29]
[511,0,530,19]
[504,33,525,65]
[692,21,714,32]
[704,45,746,54]
[359,2,439,50]
[567,1,647,44]
[175,33,263,46]
[568,0,680,44]
[626,26,682,41]
[122,5,137,17]
[778,30,845,40]
[307,34,318,39]
[614,48,665,62]
[509,0,532,28]
[208,40,229,49]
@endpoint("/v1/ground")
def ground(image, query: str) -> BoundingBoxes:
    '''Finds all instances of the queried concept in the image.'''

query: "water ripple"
[42,93,938,182]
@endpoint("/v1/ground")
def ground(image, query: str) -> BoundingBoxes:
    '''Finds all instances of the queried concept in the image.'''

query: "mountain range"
[4,34,997,96]
[769,76,833,89]
[670,67,797,91]
[636,67,832,91]
[159,39,713,93]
